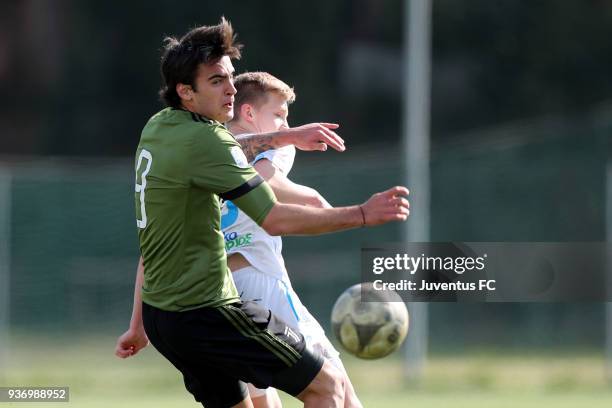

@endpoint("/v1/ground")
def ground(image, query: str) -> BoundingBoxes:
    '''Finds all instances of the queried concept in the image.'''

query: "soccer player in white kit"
[222,72,363,408]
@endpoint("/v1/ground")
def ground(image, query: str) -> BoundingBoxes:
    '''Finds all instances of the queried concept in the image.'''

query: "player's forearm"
[235,131,291,162]
[265,174,326,207]
[253,160,331,208]
[261,203,363,236]
[129,257,145,330]
[235,123,344,160]
[272,183,331,208]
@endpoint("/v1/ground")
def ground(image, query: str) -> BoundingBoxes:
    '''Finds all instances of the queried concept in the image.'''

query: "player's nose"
[227,80,237,96]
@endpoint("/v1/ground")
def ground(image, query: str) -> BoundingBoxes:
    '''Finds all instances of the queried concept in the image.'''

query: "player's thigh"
[218,301,325,397]
[233,268,301,328]
[145,300,324,401]
[183,370,250,408]
[143,303,249,407]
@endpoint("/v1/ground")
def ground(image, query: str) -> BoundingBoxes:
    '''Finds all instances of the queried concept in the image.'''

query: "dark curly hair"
[159,17,243,108]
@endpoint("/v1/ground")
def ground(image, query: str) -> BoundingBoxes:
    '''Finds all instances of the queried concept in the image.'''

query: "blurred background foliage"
[1,0,612,154]
[1,0,611,360]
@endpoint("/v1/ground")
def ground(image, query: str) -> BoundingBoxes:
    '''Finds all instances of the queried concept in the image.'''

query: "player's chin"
[219,113,233,123]
[220,106,234,122]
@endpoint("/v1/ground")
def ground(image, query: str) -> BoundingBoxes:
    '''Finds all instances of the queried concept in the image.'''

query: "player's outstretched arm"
[115,257,149,359]
[254,159,331,208]
[260,186,409,236]
[236,123,345,162]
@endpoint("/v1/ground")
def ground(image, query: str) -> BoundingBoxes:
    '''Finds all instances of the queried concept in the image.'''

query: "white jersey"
[221,143,342,377]
[221,145,296,282]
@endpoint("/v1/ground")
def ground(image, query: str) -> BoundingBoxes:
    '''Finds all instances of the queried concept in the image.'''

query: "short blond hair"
[231,72,295,121]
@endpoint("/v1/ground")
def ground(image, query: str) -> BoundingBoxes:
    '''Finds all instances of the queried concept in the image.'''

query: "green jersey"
[135,108,276,311]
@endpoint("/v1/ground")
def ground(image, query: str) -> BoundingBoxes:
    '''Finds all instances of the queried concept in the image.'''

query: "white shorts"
[233,267,343,398]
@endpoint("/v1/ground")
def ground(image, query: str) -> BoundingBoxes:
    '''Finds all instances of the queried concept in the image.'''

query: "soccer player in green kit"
[116,18,409,408]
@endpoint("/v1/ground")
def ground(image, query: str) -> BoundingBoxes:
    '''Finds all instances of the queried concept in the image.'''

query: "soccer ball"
[331,283,409,359]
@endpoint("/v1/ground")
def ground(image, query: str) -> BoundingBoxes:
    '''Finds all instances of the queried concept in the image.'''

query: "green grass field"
[3,335,612,407]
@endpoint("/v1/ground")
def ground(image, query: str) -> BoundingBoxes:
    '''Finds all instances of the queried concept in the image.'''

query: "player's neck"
[227,121,257,136]
[178,102,212,121]
[179,102,196,114]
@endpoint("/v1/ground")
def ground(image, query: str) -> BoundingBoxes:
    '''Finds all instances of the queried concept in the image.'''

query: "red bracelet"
[359,205,366,226]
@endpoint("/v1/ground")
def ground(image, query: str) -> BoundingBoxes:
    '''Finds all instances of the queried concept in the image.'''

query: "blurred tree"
[1,0,611,155]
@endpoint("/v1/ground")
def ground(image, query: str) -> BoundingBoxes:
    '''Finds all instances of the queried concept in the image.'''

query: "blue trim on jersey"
[221,200,239,230]
[253,152,268,165]
[281,281,300,322]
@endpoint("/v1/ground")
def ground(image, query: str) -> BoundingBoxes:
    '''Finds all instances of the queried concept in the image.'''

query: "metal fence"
[0,112,610,353]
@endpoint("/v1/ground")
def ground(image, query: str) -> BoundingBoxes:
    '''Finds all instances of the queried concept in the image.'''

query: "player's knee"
[342,375,362,408]
[302,361,345,404]
[251,390,282,408]
[332,369,346,402]
[327,367,345,402]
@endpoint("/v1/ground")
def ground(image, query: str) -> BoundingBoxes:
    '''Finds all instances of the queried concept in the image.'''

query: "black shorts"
[142,300,324,408]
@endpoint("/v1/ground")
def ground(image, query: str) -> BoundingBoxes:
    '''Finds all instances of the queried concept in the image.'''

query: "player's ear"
[176,83,193,101]
[241,104,256,123]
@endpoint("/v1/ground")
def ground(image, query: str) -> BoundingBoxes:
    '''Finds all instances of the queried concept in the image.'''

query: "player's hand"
[287,123,345,152]
[360,186,410,226]
[115,327,149,358]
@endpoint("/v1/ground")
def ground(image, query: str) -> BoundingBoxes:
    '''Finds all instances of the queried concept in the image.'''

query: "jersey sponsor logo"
[221,201,254,250]
[221,200,239,229]
[230,146,249,168]
[225,232,253,251]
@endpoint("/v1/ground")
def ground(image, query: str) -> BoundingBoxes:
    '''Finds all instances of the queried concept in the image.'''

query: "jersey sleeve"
[191,125,277,225]
[253,145,296,175]
[231,181,276,225]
